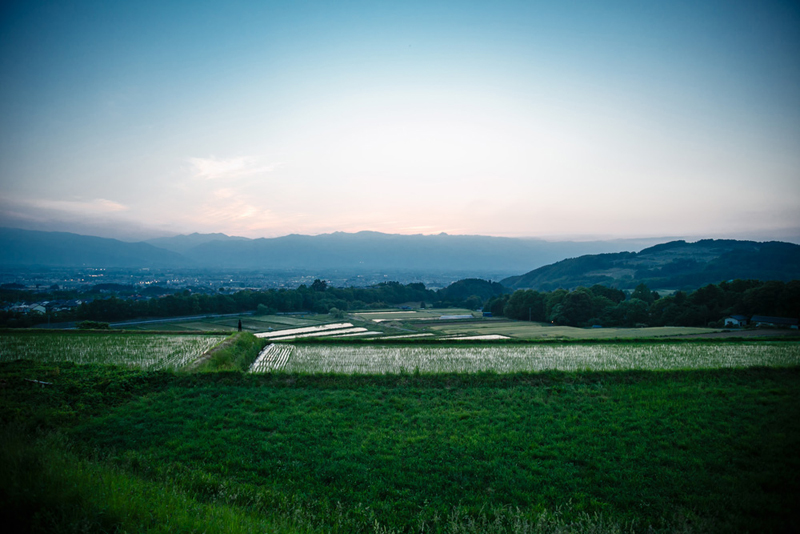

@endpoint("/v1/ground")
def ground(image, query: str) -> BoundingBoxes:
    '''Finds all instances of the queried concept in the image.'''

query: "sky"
[1,0,799,242]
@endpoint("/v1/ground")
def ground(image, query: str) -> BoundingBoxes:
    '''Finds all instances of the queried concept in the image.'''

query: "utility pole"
[529,307,531,322]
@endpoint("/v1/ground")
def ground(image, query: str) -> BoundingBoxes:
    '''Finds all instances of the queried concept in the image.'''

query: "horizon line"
[3,224,800,246]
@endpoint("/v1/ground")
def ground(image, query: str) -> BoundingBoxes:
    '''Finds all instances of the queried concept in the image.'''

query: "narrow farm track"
[249,343,293,373]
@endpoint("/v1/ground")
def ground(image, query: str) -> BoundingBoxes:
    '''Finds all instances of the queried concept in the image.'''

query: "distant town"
[0,266,475,295]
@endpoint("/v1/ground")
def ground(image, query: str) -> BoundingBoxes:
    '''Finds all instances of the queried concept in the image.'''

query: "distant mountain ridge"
[6,228,797,289]
[144,232,250,254]
[0,227,667,275]
[154,230,669,273]
[0,227,187,268]
[500,239,800,291]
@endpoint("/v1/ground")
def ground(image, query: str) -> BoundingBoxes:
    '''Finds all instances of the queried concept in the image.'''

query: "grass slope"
[192,332,265,372]
[1,360,799,533]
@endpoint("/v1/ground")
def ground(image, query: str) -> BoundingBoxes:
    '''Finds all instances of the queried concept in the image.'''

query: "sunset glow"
[1,1,798,241]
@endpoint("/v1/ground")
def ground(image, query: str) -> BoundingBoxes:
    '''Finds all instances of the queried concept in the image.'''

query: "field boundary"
[184,333,238,371]
[282,336,800,346]
[242,365,800,387]
[0,328,225,336]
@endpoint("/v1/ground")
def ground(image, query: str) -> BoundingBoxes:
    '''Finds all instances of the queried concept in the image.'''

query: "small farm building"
[724,315,748,327]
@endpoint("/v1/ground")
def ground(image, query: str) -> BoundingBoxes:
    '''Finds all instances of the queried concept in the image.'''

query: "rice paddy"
[249,343,294,372]
[267,327,371,341]
[0,333,226,371]
[268,342,800,374]
[253,322,355,339]
[5,331,797,375]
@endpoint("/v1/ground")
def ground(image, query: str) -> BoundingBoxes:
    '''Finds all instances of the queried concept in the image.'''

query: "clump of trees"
[434,279,505,310]
[484,280,800,328]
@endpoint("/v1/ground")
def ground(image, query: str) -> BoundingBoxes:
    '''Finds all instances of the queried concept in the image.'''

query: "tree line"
[1,281,436,327]
[1,278,798,328]
[485,279,800,327]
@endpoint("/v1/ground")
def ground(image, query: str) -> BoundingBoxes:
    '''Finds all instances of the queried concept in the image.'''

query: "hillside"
[501,239,800,291]
[0,228,188,268]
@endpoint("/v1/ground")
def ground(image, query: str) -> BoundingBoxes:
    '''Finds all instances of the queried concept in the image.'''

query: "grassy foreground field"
[1,356,799,533]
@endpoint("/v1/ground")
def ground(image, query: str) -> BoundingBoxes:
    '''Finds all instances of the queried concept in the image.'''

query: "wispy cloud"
[201,195,262,222]
[188,156,278,180]
[22,197,129,214]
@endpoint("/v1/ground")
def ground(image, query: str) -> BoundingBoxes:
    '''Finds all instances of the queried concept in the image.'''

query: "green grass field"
[1,360,799,533]
[427,320,722,339]
[351,308,478,322]
[2,332,800,533]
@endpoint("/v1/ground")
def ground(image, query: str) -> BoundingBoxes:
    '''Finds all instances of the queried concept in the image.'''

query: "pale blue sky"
[1,0,799,241]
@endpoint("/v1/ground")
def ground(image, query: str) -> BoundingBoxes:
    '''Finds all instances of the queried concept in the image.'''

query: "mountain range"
[0,228,186,268]
[2,228,798,290]
[0,227,666,275]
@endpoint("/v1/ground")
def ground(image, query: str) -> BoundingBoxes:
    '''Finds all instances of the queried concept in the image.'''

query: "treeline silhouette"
[80,281,435,323]
[1,278,798,329]
[1,278,508,327]
[486,280,800,327]
[1,281,435,327]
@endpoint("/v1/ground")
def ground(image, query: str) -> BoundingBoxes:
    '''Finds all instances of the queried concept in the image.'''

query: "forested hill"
[501,239,800,291]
